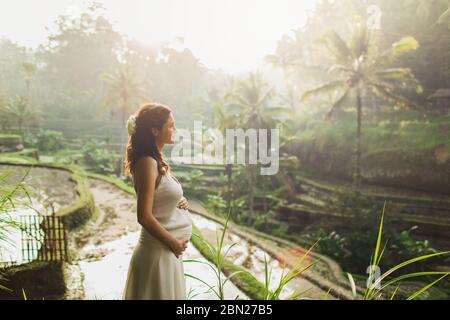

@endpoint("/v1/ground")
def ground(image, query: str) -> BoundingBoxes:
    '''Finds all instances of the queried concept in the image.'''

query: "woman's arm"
[135,156,187,256]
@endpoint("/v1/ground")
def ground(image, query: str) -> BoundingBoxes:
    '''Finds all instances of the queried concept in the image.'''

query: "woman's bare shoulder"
[135,156,158,174]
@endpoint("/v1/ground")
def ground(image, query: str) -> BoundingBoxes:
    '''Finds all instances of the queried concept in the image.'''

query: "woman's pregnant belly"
[139,208,193,246]
[166,208,193,242]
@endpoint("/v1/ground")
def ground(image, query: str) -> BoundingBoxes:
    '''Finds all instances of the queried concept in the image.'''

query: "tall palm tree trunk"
[18,119,23,136]
[25,80,31,105]
[282,63,296,112]
[226,163,233,218]
[249,166,254,216]
[354,89,363,188]
[119,100,128,178]
[262,175,267,214]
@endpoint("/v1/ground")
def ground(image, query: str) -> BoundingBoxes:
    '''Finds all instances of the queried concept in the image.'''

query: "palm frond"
[318,30,353,65]
[325,89,351,119]
[300,80,346,102]
[349,17,370,59]
[375,68,415,79]
[369,82,420,110]
[391,36,419,56]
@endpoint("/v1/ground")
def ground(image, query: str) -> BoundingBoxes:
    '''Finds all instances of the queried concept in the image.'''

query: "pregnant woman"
[122,103,193,300]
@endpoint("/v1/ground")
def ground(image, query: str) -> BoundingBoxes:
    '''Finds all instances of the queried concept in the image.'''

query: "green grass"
[85,172,135,195]
[348,202,450,300]
[0,134,22,143]
[293,113,450,156]
[186,209,321,300]
[185,215,258,300]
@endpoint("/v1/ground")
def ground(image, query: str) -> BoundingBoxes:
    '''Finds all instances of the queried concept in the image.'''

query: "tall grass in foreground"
[184,206,245,299]
[348,202,450,300]
[184,206,321,300]
[0,167,36,293]
[1,169,27,292]
[186,201,450,300]
[261,243,319,300]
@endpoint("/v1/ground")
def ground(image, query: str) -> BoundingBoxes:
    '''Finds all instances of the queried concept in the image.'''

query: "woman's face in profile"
[158,112,176,145]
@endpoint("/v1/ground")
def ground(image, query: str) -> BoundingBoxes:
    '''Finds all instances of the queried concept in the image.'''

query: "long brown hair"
[124,103,172,188]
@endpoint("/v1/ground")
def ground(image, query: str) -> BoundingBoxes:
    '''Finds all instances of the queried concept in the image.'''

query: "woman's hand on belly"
[176,196,189,210]
[169,238,189,258]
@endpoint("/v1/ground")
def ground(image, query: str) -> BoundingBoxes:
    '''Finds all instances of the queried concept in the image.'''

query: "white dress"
[122,173,193,300]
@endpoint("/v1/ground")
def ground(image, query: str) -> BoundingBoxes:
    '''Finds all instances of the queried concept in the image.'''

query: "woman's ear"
[152,128,159,136]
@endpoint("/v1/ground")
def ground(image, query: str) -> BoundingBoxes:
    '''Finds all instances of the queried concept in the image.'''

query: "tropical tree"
[0,95,10,130]
[35,2,123,119]
[227,73,291,216]
[156,44,208,107]
[209,76,240,132]
[19,61,37,104]
[101,63,148,177]
[377,0,450,93]
[3,96,40,134]
[207,77,241,217]
[265,35,302,111]
[0,39,32,98]
[301,17,422,188]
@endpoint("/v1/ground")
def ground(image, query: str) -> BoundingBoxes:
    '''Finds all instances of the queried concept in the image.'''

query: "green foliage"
[390,227,437,261]
[262,243,318,300]
[100,63,148,121]
[2,96,40,132]
[41,148,82,165]
[183,169,204,192]
[0,134,23,153]
[251,210,290,238]
[218,172,226,184]
[186,207,316,300]
[0,39,33,96]
[0,168,31,292]
[305,229,350,262]
[0,134,22,144]
[300,200,450,299]
[290,113,450,187]
[328,188,381,228]
[81,139,115,174]
[185,208,259,300]
[295,115,353,146]
[268,222,290,239]
[24,129,65,152]
[300,16,423,188]
[304,225,440,278]
[204,194,227,216]
[359,203,450,300]
[36,3,122,115]
[293,113,450,155]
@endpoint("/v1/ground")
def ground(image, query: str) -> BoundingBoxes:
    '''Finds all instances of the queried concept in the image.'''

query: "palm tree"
[4,96,40,134]
[101,63,148,177]
[301,17,422,188]
[19,62,37,104]
[0,95,10,130]
[228,73,291,216]
[231,73,277,130]
[265,35,301,111]
[208,77,241,218]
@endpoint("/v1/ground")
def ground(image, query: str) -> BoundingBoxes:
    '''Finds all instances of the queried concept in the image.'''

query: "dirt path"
[75,179,140,249]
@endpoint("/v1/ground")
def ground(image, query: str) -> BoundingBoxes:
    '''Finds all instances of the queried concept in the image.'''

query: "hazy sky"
[0,0,318,74]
